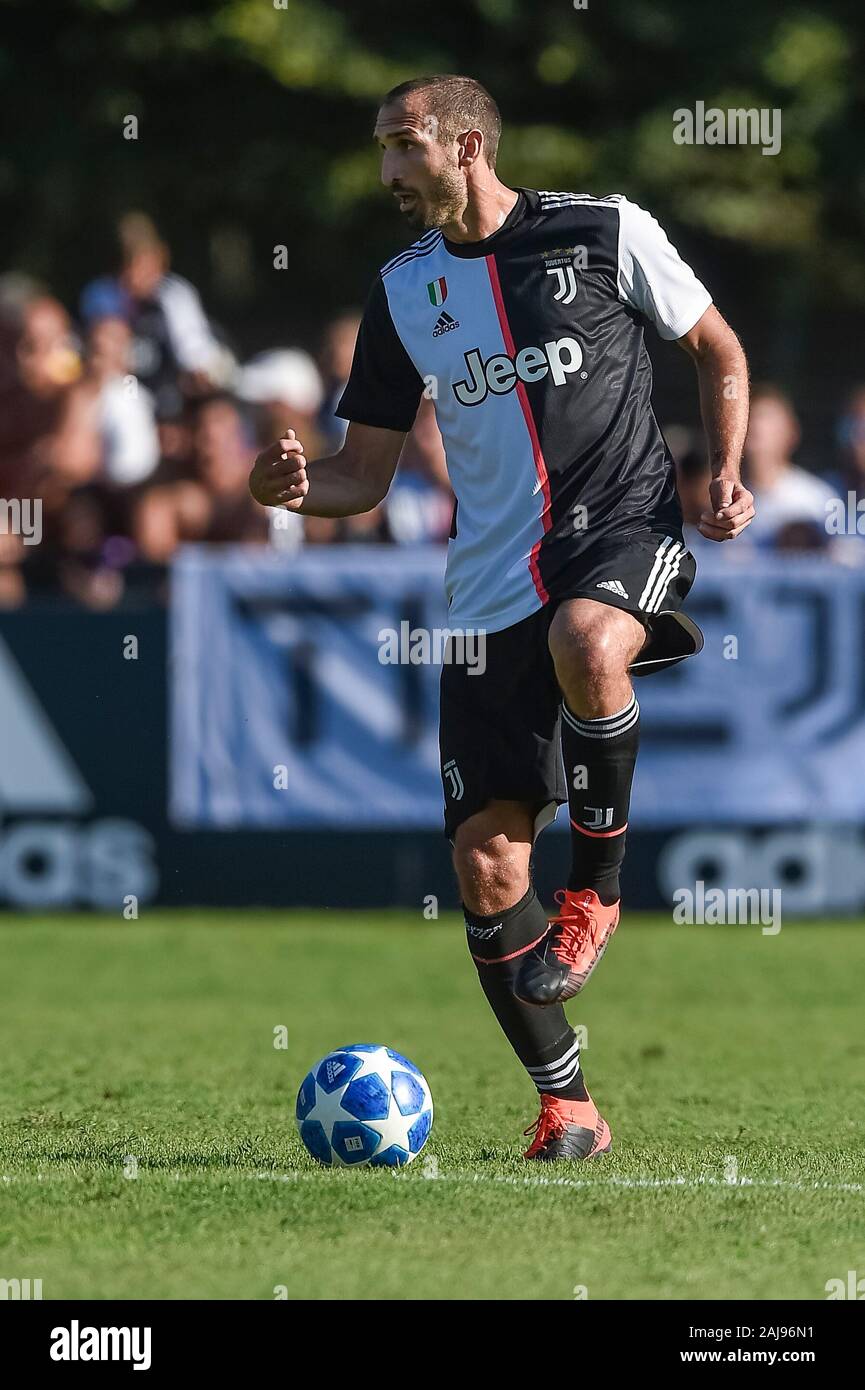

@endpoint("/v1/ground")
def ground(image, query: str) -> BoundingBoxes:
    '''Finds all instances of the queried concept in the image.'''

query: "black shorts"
[439,526,701,839]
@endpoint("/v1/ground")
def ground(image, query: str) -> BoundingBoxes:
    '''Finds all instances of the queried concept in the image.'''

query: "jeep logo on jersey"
[452,337,583,406]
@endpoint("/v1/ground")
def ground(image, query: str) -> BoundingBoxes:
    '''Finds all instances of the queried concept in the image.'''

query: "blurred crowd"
[1,213,864,610]
[0,214,451,609]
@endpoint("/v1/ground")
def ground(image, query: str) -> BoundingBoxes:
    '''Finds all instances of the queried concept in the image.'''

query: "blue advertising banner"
[170,546,865,831]
[171,546,449,829]
[0,549,862,912]
[633,551,865,824]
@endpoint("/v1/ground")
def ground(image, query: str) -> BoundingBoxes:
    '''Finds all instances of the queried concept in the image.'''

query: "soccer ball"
[295,1043,433,1168]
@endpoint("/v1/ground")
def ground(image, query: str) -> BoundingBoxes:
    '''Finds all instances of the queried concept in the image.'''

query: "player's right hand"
[248,430,309,510]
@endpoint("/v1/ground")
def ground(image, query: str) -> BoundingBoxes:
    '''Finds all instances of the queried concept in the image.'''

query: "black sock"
[465,886,587,1100]
[561,693,640,905]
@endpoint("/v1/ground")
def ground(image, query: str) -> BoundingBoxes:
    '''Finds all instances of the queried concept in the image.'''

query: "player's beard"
[399,164,466,232]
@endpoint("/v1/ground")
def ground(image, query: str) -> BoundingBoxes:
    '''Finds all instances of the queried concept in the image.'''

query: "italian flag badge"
[427,276,448,307]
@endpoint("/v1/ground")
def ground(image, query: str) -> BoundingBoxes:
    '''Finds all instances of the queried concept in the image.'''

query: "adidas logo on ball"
[296,1044,434,1168]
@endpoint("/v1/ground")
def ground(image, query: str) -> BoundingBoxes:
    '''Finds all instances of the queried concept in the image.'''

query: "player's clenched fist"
[698,476,755,541]
[248,430,309,510]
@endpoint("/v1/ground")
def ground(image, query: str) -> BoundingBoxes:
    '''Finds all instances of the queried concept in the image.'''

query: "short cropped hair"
[381,75,502,169]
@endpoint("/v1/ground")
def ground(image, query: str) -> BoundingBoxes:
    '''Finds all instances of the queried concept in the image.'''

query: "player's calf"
[512,601,641,1007]
[455,806,595,1104]
[548,603,642,916]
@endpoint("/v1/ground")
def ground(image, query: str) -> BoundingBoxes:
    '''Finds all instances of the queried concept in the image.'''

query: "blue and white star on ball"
[296,1044,434,1168]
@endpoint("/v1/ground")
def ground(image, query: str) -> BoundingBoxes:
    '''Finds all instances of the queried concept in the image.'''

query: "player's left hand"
[699,477,755,541]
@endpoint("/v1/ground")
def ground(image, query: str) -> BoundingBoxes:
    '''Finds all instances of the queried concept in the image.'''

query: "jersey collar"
[440,188,537,258]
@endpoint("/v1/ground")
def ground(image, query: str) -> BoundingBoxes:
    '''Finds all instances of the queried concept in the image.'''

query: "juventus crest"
[443,759,464,801]
[546,263,578,305]
[543,244,586,307]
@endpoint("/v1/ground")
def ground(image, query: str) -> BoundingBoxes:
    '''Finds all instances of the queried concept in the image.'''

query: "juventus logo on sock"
[561,695,640,902]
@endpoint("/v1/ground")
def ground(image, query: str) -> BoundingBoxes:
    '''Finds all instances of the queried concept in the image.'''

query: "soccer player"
[249,76,755,1161]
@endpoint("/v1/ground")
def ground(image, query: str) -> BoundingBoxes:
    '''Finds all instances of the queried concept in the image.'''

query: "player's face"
[375,101,466,231]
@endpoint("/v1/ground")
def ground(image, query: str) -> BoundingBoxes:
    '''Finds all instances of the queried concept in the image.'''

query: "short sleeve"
[616,199,712,341]
[335,275,424,432]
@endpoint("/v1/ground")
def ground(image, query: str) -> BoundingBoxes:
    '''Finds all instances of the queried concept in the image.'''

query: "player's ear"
[458,129,484,167]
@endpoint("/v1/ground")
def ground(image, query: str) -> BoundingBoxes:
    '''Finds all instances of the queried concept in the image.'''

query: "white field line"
[3,1171,863,1196]
[248,1170,865,1196]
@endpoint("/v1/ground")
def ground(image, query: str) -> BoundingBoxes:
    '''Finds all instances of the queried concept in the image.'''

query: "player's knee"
[549,603,641,706]
[453,820,528,915]
[549,616,618,691]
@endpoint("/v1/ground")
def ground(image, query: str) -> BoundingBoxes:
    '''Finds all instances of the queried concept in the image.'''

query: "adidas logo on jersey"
[596,579,629,598]
[432,311,460,338]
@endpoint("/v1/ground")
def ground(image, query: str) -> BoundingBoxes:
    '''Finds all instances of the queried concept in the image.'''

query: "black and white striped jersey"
[336,188,711,633]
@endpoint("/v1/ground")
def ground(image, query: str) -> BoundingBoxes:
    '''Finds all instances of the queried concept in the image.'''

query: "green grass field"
[1,912,864,1301]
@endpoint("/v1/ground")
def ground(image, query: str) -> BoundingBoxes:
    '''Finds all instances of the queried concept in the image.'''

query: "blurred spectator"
[151,405,196,486]
[238,347,328,552]
[238,348,326,454]
[237,338,398,546]
[0,288,82,504]
[134,394,267,562]
[318,312,361,451]
[741,385,834,550]
[15,295,80,396]
[80,213,232,419]
[315,312,452,543]
[52,487,126,610]
[386,396,453,544]
[53,315,159,489]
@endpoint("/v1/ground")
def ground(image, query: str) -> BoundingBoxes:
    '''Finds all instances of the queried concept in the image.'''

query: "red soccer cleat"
[515,888,620,1006]
[523,1091,612,1161]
